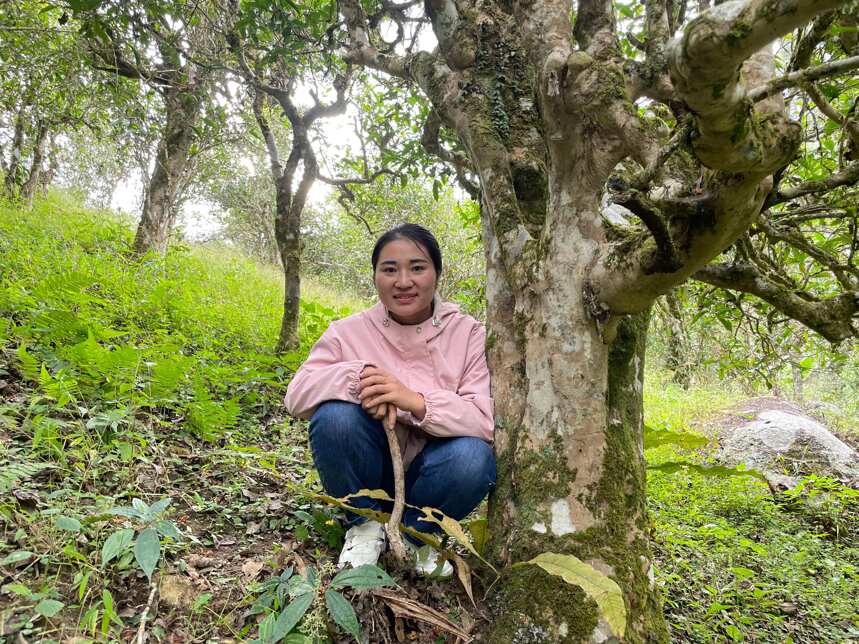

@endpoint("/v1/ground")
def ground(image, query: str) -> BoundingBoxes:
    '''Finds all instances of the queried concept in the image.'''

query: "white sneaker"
[407,540,454,578]
[338,521,386,569]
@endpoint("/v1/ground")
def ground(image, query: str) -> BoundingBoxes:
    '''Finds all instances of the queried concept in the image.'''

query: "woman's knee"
[309,400,378,447]
[433,437,496,487]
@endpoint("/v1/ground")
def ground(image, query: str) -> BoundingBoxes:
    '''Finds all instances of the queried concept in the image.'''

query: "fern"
[16,343,40,382]
[0,455,50,493]
[186,380,240,441]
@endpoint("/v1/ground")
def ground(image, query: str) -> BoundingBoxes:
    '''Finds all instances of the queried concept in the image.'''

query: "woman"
[284,224,496,576]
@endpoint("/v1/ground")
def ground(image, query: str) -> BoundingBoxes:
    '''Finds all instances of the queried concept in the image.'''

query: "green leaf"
[34,599,64,617]
[515,552,627,638]
[331,564,394,590]
[134,528,161,579]
[102,528,134,565]
[149,497,172,517]
[155,520,182,540]
[731,566,756,581]
[192,592,212,613]
[0,550,33,565]
[272,591,315,640]
[107,506,143,520]
[258,612,277,642]
[55,515,82,532]
[78,571,92,601]
[287,573,317,598]
[101,589,114,634]
[3,582,32,596]
[725,624,744,641]
[132,498,149,516]
[467,518,488,555]
[325,589,361,641]
[284,634,311,644]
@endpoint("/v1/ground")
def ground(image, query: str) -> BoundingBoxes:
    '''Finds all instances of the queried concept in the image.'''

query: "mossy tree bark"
[339,0,855,640]
[76,5,217,257]
[3,103,31,199]
[662,290,691,388]
[19,120,50,206]
[133,81,206,256]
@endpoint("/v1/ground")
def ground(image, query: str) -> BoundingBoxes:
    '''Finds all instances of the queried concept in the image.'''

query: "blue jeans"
[309,400,496,541]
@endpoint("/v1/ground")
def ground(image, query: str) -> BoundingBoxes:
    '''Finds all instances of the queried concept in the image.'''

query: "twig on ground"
[135,581,158,644]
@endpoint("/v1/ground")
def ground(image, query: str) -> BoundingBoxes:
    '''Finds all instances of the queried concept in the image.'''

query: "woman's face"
[374,238,438,325]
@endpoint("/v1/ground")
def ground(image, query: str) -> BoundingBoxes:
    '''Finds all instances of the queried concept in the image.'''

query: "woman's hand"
[366,401,397,430]
[358,367,426,420]
[366,402,387,420]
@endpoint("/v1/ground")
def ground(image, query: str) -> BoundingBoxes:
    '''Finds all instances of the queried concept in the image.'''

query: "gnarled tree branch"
[420,109,479,198]
[693,262,858,342]
[667,0,839,172]
[755,216,859,290]
[748,54,859,103]
[339,0,413,80]
[765,160,859,207]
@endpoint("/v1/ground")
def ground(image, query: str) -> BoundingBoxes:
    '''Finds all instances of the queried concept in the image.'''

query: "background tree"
[0,0,116,204]
[335,0,859,639]
[226,0,403,350]
[64,0,227,255]
[196,135,280,264]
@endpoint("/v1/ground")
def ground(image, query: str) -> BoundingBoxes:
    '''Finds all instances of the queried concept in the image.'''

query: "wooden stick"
[382,404,409,563]
[135,581,158,644]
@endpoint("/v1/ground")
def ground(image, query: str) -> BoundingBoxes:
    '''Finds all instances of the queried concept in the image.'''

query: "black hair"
[371,223,443,276]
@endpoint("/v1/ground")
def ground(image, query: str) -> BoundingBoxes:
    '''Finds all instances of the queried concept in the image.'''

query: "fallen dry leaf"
[241,559,265,580]
[371,588,472,642]
[452,553,475,608]
[160,574,196,611]
[187,553,217,569]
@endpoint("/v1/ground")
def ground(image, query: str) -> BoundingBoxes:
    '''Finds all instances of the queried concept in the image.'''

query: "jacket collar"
[367,294,459,343]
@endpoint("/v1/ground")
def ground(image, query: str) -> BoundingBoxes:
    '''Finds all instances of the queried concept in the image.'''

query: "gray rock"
[719,409,859,485]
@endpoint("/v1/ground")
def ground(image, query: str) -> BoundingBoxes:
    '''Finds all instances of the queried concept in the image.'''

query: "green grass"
[0,193,354,641]
[644,369,744,430]
[645,372,859,643]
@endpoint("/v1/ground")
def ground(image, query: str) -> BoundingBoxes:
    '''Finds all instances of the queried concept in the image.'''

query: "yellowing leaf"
[349,488,395,501]
[516,552,626,638]
[413,505,497,573]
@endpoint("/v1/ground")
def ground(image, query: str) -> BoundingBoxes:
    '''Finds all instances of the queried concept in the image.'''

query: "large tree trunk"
[663,290,691,388]
[132,82,204,255]
[483,201,666,642]
[338,0,845,640]
[3,105,28,198]
[20,120,50,206]
[36,134,58,196]
[275,174,302,352]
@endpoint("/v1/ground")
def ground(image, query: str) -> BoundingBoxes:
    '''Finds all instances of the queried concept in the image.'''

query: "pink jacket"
[284,300,494,467]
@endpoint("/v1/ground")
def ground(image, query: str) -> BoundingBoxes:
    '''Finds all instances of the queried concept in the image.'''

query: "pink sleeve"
[283,324,371,420]
[409,323,495,441]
